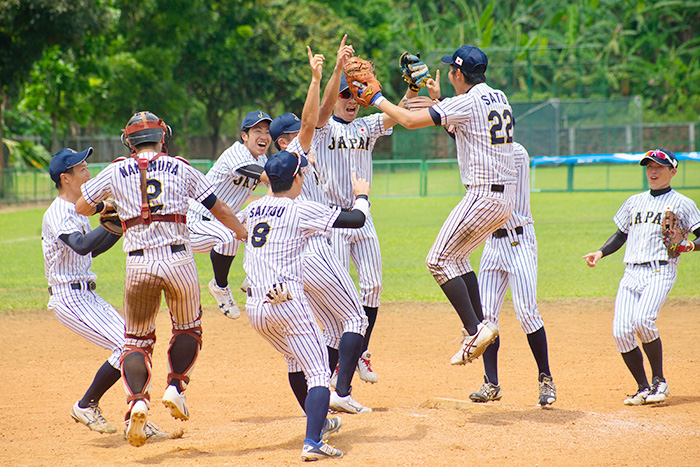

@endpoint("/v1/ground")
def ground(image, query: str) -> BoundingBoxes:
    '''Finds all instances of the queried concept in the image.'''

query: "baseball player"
[42,147,168,440]
[311,37,401,383]
[268,44,371,415]
[364,44,516,363]
[239,150,372,460]
[76,111,247,447]
[470,142,556,406]
[187,111,272,319]
[583,148,700,405]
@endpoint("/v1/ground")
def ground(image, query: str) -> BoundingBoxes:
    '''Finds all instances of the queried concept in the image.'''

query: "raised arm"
[317,34,354,128]
[298,46,324,153]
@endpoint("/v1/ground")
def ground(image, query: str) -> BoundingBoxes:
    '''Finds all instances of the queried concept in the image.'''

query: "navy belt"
[465,184,504,193]
[634,261,668,267]
[129,244,186,257]
[493,226,523,238]
[48,281,96,295]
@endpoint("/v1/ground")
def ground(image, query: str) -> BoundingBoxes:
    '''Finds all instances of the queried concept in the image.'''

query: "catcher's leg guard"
[121,332,156,413]
[167,327,202,392]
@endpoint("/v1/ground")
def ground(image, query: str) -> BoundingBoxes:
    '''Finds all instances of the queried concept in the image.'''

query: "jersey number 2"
[488,109,514,145]
[251,222,271,248]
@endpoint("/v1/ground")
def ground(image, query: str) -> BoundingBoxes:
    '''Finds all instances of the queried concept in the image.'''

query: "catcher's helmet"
[121,111,172,151]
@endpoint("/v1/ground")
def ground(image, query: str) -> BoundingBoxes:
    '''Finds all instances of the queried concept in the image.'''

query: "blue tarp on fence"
[532,152,700,166]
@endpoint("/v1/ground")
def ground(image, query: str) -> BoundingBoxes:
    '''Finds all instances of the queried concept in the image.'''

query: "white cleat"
[450,321,499,365]
[329,390,372,414]
[125,400,148,447]
[162,385,190,421]
[208,278,240,319]
[356,350,378,383]
[70,401,117,434]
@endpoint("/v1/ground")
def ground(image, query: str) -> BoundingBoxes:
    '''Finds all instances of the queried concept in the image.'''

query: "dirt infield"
[2,298,699,466]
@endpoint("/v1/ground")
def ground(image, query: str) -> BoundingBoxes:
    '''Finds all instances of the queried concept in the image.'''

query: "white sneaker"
[321,416,342,441]
[162,385,189,421]
[123,421,171,441]
[450,322,499,365]
[356,350,378,383]
[329,390,372,414]
[329,364,338,389]
[125,400,148,447]
[646,377,670,403]
[301,438,343,461]
[624,387,651,406]
[70,401,117,433]
[208,278,240,319]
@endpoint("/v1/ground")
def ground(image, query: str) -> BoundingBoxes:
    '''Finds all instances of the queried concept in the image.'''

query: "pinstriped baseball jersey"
[287,137,328,206]
[312,114,392,208]
[613,190,700,265]
[189,141,267,218]
[431,82,517,186]
[42,197,97,287]
[478,143,543,334]
[80,151,215,252]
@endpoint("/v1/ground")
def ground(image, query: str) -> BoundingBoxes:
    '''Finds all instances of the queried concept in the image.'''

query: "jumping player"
[76,111,247,447]
[269,44,371,415]
[239,150,372,460]
[312,37,401,383]
[583,148,700,405]
[470,142,556,406]
[43,147,168,440]
[187,111,272,318]
[365,44,516,363]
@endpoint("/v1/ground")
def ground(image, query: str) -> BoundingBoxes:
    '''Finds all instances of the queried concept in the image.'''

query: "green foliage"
[1,138,51,169]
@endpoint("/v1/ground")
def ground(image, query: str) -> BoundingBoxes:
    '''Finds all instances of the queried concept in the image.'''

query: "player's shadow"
[647,395,700,408]
[468,407,586,427]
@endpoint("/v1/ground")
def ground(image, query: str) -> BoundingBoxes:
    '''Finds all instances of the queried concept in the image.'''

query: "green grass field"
[1,188,699,311]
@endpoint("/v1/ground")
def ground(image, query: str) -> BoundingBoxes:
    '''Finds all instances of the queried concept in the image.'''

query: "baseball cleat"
[70,401,117,434]
[208,278,240,319]
[646,376,670,403]
[469,376,502,403]
[123,421,171,441]
[624,387,651,406]
[301,438,343,461]
[321,417,342,441]
[450,321,499,365]
[537,373,557,406]
[329,364,339,389]
[329,390,372,414]
[125,400,148,447]
[356,350,378,383]
[162,385,190,421]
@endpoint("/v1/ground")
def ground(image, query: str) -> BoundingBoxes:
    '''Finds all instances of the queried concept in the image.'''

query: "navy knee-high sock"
[288,371,308,412]
[460,272,484,322]
[527,327,551,377]
[362,306,377,352]
[642,338,664,380]
[440,277,479,334]
[327,347,339,373]
[79,360,122,408]
[336,332,363,397]
[304,386,330,443]
[482,336,500,384]
[210,250,234,287]
[621,347,649,390]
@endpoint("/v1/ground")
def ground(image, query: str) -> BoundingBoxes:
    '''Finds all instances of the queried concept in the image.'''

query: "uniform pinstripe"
[478,143,543,334]
[42,197,124,368]
[240,195,343,387]
[312,114,391,307]
[187,141,267,256]
[611,189,700,352]
[80,151,214,343]
[426,83,517,285]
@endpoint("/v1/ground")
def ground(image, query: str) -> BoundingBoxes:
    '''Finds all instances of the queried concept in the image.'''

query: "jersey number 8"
[251,222,271,247]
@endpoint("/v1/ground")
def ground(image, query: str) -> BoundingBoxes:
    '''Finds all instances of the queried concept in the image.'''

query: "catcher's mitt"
[399,52,431,91]
[661,210,693,257]
[99,202,123,236]
[344,57,382,108]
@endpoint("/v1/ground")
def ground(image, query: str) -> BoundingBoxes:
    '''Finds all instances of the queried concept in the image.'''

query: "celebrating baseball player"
[76,111,247,447]
[269,45,371,415]
[310,35,404,383]
[187,110,272,319]
[471,142,556,406]
[42,147,169,440]
[239,149,372,461]
[583,148,700,405]
[354,44,516,363]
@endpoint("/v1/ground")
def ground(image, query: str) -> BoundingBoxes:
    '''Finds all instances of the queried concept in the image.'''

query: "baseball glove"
[661,210,694,257]
[99,200,123,236]
[344,57,382,108]
[399,52,431,91]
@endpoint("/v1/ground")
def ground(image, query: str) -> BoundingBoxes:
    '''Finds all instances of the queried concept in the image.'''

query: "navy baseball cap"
[339,74,350,93]
[640,148,678,168]
[265,150,308,182]
[241,110,272,131]
[270,113,302,142]
[49,147,93,183]
[441,45,488,73]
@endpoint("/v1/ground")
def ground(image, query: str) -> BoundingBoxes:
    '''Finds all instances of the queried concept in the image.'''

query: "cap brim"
[640,156,674,167]
[441,55,453,65]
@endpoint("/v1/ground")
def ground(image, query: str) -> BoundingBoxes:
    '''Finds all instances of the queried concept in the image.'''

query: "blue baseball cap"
[49,147,93,183]
[265,150,308,182]
[640,148,678,168]
[339,74,350,93]
[241,110,272,131]
[441,45,488,73]
[270,113,302,142]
